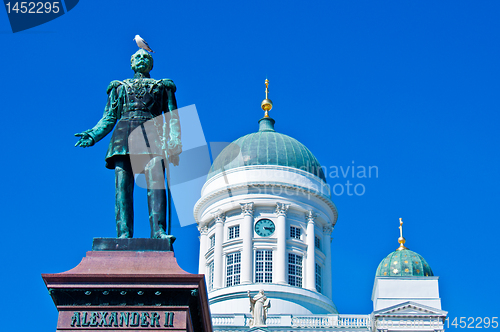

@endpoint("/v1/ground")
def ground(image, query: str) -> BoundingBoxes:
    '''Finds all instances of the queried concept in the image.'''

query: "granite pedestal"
[42,238,212,332]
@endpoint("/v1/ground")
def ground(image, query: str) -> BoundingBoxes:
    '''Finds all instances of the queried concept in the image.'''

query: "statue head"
[131,49,153,74]
[259,289,264,294]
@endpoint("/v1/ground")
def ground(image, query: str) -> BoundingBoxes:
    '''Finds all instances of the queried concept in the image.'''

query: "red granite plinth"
[42,248,212,332]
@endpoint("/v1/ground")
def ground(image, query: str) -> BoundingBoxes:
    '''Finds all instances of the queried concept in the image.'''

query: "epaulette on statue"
[159,79,176,92]
[106,80,122,94]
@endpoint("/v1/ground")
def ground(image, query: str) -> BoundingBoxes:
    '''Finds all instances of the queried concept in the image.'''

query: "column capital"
[305,210,316,223]
[240,202,254,216]
[275,203,290,216]
[323,225,333,235]
[212,210,226,224]
[199,225,209,235]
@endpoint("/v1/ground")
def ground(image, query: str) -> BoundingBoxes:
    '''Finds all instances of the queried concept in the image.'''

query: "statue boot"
[115,159,134,238]
[148,188,168,239]
[145,156,169,239]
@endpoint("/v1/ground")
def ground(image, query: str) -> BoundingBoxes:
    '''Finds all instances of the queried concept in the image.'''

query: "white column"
[323,225,333,299]
[275,202,289,285]
[240,202,254,284]
[198,225,209,275]
[305,211,317,291]
[213,210,225,289]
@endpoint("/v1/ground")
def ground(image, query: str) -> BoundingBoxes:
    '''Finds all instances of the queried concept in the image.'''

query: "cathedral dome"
[208,117,327,182]
[376,248,434,277]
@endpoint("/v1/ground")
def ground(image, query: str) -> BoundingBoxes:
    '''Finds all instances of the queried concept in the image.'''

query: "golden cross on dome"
[397,217,407,251]
[399,218,403,237]
[261,78,273,117]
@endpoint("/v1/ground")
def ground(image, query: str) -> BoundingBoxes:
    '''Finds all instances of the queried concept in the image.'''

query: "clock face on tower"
[254,219,276,237]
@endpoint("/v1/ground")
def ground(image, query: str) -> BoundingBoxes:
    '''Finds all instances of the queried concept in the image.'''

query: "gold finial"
[397,217,407,250]
[261,78,273,117]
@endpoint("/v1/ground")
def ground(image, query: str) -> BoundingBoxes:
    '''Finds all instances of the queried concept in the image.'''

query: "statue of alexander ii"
[75,48,181,241]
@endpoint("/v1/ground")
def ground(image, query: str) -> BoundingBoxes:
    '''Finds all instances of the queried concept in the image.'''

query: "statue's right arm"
[75,81,122,148]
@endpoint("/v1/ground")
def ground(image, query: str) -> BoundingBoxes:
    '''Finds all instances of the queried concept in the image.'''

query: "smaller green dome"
[376,248,433,277]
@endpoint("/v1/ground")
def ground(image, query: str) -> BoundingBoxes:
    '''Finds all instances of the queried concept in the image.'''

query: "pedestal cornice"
[42,241,213,332]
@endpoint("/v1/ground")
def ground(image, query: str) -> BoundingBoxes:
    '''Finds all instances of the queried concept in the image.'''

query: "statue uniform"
[85,78,180,169]
[82,76,181,239]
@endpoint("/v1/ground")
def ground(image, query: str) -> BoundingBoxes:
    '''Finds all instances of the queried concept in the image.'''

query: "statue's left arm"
[161,79,182,165]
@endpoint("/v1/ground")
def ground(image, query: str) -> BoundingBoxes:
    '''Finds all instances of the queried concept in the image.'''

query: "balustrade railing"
[212,314,370,328]
[212,315,235,326]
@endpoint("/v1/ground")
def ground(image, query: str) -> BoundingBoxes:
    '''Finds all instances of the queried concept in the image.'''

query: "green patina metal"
[376,248,434,277]
[75,49,181,241]
[209,117,327,182]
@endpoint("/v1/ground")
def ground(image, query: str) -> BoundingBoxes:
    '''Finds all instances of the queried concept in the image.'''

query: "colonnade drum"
[194,116,339,315]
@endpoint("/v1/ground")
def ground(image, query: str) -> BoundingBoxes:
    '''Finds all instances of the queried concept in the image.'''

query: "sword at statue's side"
[166,147,172,235]
[152,115,173,236]
[156,82,181,237]
[157,111,181,235]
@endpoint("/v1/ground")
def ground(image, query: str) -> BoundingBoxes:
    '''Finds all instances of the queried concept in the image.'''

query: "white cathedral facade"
[194,82,447,331]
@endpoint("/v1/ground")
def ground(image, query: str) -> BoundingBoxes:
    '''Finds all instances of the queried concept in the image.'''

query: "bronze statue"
[75,49,181,240]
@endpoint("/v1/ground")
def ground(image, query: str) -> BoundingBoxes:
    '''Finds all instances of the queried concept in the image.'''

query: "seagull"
[133,35,155,53]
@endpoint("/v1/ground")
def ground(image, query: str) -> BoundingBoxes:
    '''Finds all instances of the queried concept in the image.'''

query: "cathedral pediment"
[373,301,447,317]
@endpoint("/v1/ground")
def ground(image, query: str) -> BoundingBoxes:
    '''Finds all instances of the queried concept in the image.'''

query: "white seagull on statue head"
[134,35,155,53]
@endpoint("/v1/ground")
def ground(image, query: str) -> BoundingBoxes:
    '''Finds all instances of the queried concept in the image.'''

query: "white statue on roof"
[248,290,271,327]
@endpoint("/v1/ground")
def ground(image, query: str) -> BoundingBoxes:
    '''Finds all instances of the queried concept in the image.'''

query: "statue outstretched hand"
[74,131,94,148]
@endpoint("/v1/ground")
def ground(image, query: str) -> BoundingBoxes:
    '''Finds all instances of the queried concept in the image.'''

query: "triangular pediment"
[373,301,447,317]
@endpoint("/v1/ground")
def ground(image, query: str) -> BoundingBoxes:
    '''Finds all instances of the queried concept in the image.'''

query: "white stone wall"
[195,165,338,316]
[372,276,442,311]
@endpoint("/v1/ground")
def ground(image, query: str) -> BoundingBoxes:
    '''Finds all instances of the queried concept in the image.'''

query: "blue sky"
[1,1,499,330]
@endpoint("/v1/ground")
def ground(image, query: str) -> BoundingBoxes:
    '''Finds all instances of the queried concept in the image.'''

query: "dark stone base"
[92,237,175,252]
[42,248,211,332]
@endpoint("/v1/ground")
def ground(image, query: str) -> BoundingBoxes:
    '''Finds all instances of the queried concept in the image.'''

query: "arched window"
[226,252,241,286]
[288,253,303,287]
[255,250,273,283]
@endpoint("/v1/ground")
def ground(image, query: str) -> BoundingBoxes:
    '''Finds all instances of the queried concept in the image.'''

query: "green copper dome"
[208,117,326,182]
[376,248,434,277]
